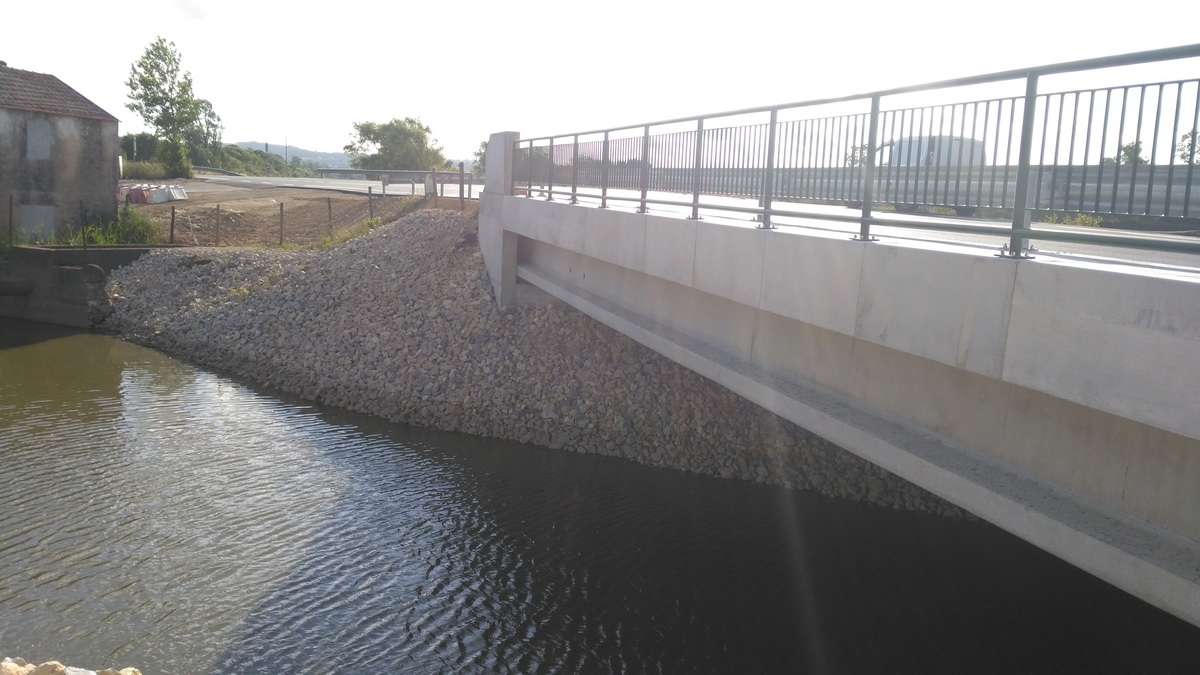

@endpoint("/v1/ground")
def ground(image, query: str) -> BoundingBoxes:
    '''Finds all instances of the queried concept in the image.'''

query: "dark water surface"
[1,319,1198,674]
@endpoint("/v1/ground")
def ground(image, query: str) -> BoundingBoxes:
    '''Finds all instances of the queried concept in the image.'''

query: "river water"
[1,319,1197,674]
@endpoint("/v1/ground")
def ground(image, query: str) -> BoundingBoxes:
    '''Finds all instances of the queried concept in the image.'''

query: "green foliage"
[1042,211,1102,227]
[156,138,193,178]
[845,144,869,167]
[109,204,161,243]
[200,144,323,177]
[1178,131,1198,164]
[120,132,158,162]
[344,118,448,170]
[473,141,487,174]
[1118,141,1145,166]
[126,37,202,144]
[122,160,168,180]
[126,37,221,174]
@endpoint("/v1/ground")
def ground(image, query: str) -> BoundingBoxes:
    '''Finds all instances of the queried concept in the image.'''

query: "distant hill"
[234,142,349,168]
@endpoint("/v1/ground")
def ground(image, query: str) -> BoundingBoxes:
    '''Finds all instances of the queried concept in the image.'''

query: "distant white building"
[0,60,119,239]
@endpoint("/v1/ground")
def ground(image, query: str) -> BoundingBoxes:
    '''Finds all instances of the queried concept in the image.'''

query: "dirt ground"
[123,179,479,247]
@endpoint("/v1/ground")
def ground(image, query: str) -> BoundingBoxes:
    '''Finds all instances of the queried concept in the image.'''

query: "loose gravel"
[103,209,963,516]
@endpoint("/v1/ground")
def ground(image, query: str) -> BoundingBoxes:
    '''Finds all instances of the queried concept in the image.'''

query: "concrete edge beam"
[516,262,1200,629]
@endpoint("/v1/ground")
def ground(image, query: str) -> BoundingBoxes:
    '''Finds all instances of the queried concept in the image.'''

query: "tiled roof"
[0,65,118,122]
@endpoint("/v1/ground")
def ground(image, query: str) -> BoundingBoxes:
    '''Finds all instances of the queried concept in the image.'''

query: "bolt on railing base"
[997,243,1037,259]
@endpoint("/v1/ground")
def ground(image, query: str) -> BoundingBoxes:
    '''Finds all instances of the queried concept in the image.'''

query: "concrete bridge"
[479,126,1200,627]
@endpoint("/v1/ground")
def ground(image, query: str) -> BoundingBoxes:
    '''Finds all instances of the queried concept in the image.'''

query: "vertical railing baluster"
[1182,84,1200,218]
[1064,92,1081,212]
[1008,73,1040,256]
[1146,84,1165,216]
[1128,86,1147,214]
[1095,90,1113,213]
[1111,87,1130,213]
[1164,82,1184,217]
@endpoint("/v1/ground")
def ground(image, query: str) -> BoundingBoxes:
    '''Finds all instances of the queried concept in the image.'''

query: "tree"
[844,144,869,167]
[184,99,223,166]
[344,118,448,170]
[1118,141,1145,166]
[473,141,488,174]
[126,37,206,177]
[1177,131,1198,164]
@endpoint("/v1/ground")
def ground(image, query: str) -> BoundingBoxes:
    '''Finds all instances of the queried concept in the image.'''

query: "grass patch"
[123,161,169,181]
[5,204,161,248]
[317,216,384,249]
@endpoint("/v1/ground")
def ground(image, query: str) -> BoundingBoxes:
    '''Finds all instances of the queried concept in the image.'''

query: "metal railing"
[512,44,1200,257]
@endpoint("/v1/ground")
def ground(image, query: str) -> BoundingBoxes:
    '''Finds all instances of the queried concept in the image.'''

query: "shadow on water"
[2,324,1197,674]
[208,392,1200,675]
[0,319,88,349]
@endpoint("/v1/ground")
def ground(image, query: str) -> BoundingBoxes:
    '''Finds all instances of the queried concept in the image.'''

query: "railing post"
[759,108,779,229]
[638,125,650,213]
[600,131,610,209]
[1007,73,1040,257]
[690,118,704,220]
[570,134,579,205]
[857,95,881,241]
[546,137,555,201]
[526,140,534,197]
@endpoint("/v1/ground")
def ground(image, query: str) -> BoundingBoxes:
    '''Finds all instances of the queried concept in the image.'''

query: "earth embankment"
[103,207,962,516]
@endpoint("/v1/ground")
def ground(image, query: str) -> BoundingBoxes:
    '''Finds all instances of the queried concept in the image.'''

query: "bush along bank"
[103,209,966,517]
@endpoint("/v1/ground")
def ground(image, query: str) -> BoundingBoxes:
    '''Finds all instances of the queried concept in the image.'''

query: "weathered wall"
[0,108,118,237]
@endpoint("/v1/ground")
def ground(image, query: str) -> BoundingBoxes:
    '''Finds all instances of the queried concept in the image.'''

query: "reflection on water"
[1,319,1197,674]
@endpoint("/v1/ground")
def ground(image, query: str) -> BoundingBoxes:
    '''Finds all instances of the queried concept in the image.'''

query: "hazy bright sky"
[6,0,1197,159]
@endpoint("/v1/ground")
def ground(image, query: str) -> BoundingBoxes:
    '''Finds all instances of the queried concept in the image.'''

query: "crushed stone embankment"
[103,209,963,516]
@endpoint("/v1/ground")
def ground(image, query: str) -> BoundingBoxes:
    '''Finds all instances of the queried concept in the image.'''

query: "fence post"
[368,186,374,219]
[638,125,651,213]
[759,109,779,229]
[9,195,14,248]
[328,197,333,236]
[857,94,881,241]
[170,205,176,244]
[459,162,465,211]
[216,204,220,246]
[690,119,704,220]
[1007,73,1040,257]
[279,202,284,246]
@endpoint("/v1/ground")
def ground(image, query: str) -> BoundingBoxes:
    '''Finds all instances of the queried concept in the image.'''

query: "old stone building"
[0,60,119,240]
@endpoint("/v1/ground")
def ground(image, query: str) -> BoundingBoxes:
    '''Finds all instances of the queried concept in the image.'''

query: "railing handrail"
[520,43,1200,143]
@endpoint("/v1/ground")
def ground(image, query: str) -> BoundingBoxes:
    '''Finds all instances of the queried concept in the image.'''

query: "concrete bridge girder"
[479,131,1200,627]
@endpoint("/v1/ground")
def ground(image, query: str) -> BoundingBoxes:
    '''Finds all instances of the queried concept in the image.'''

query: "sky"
[5,0,1198,160]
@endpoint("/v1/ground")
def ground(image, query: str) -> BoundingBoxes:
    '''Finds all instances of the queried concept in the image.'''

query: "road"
[196,174,483,199]
[196,176,1200,276]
